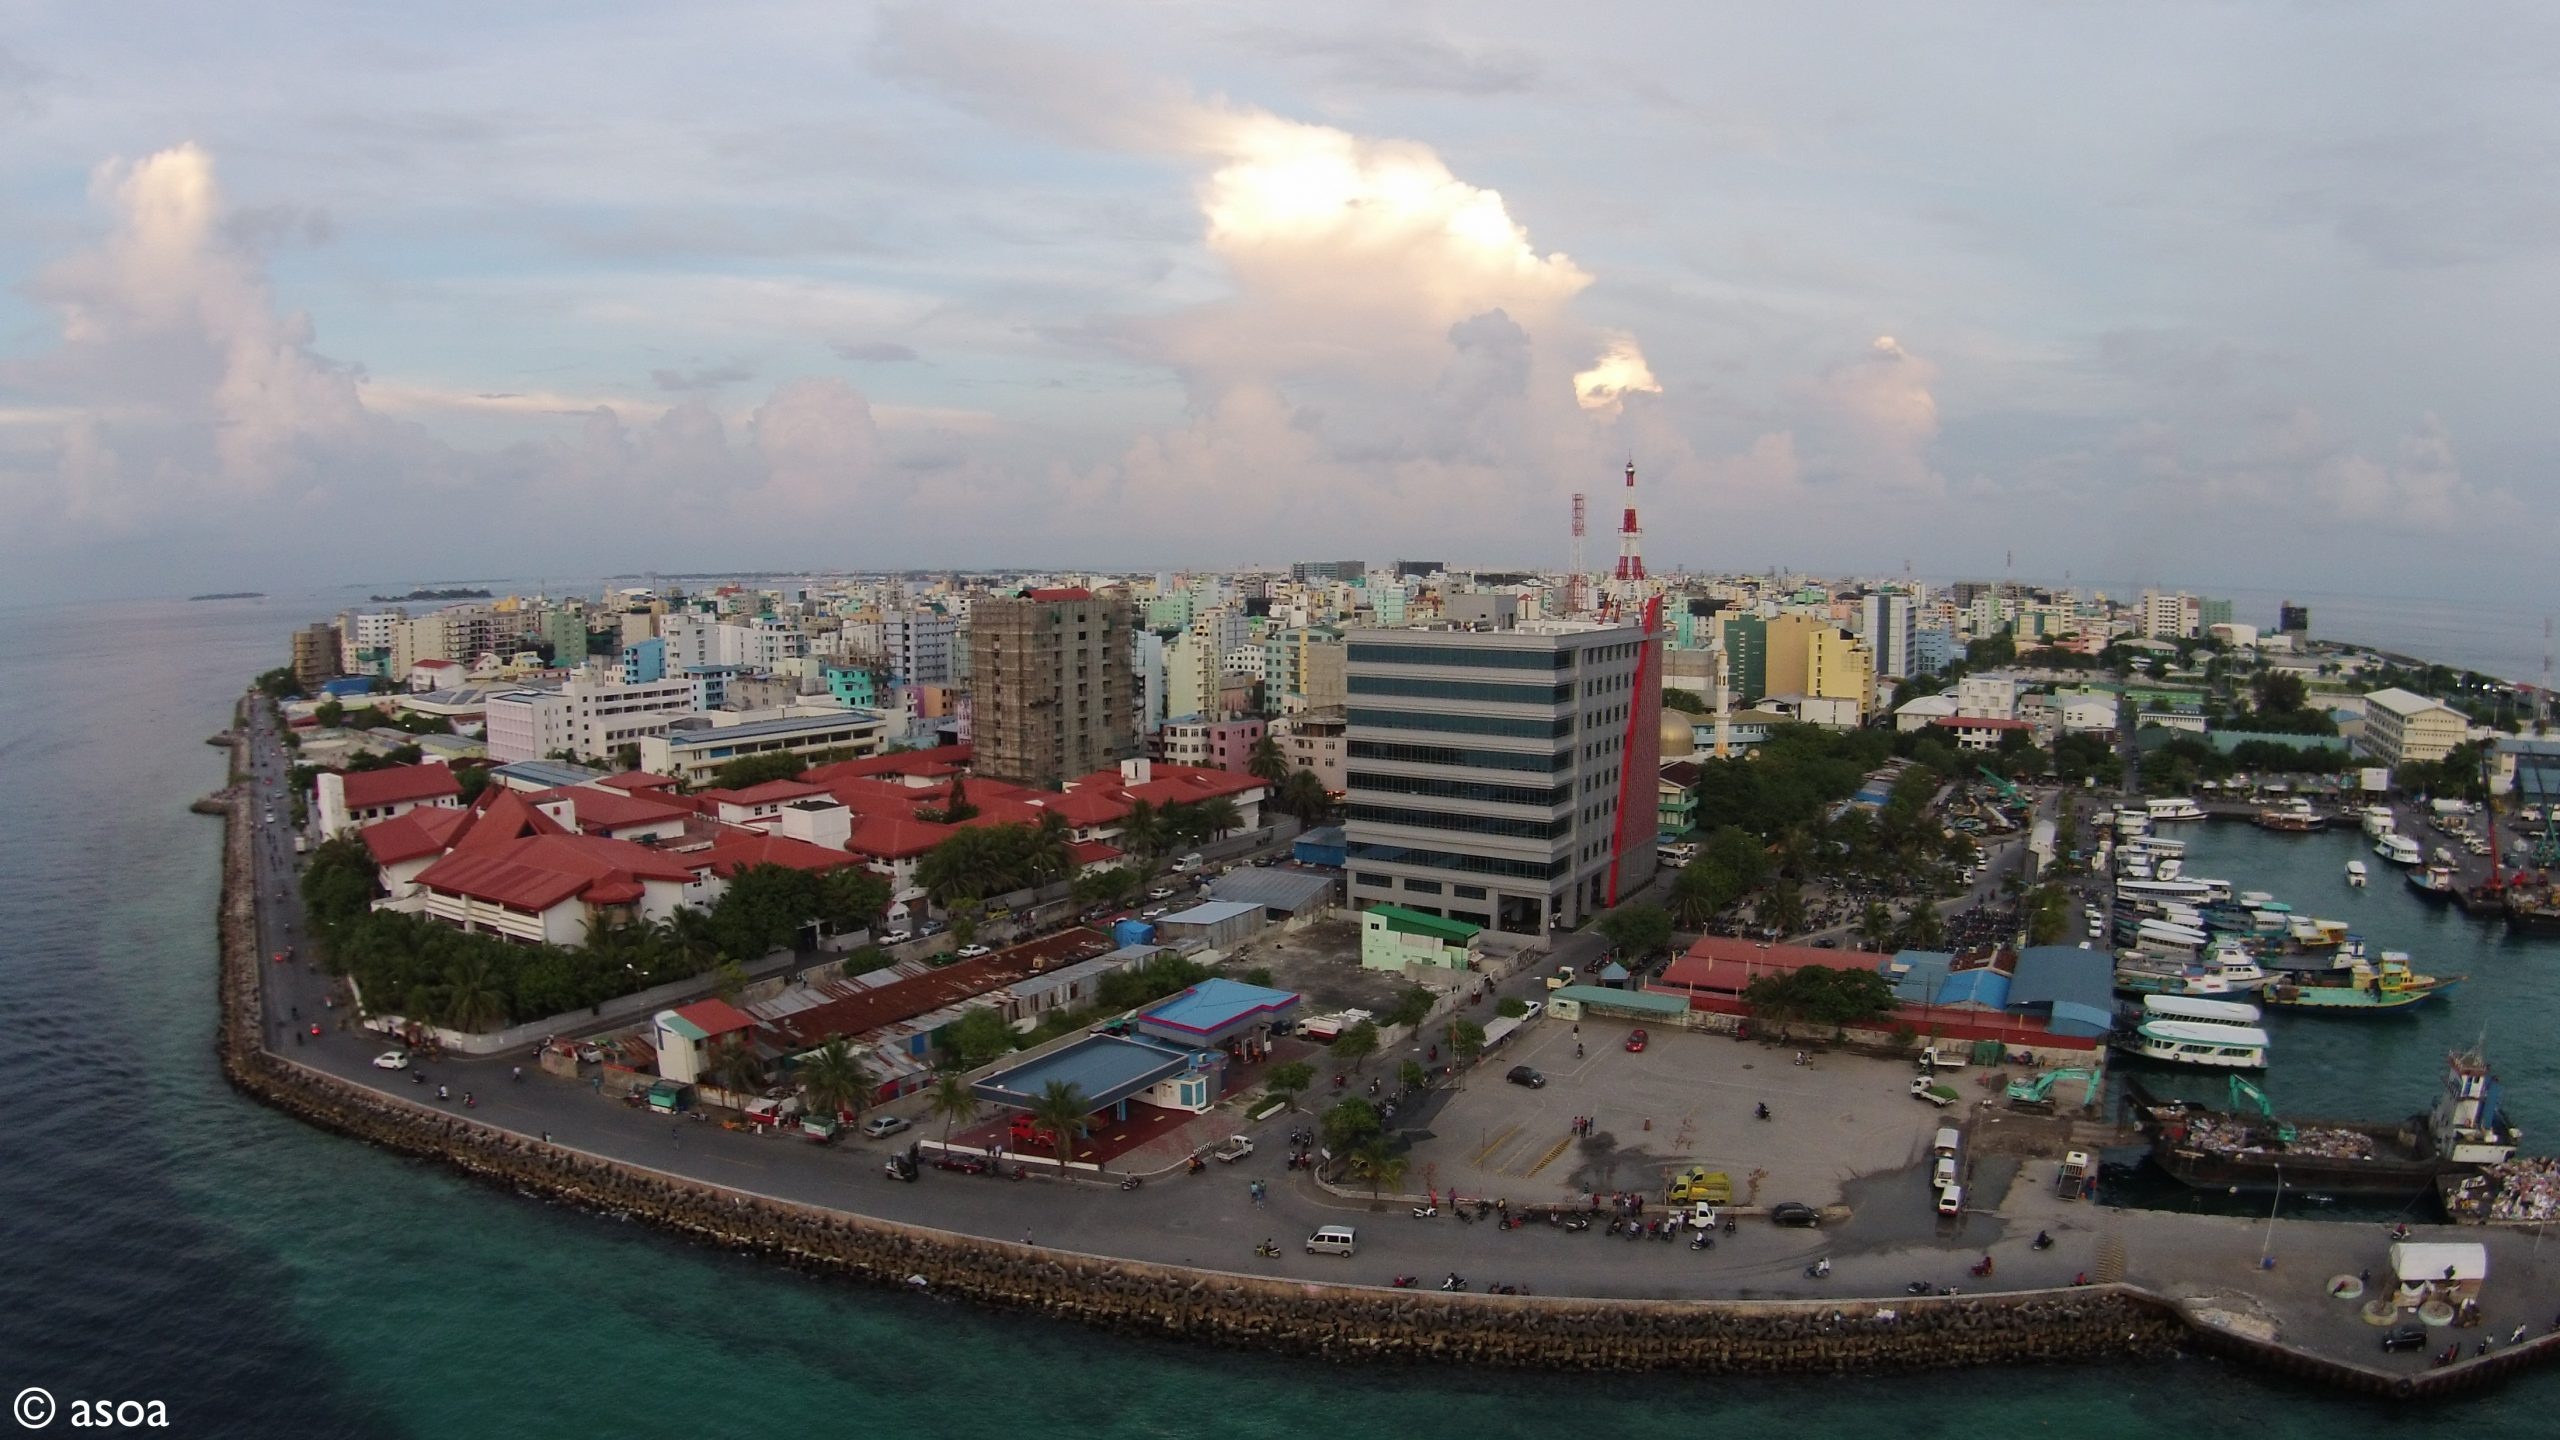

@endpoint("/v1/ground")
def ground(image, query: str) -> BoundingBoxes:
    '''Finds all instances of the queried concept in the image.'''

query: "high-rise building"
[290,621,343,692]
[1860,593,1915,679]
[1719,614,1768,703]
[2279,602,2310,639]
[972,588,1139,788]
[2141,590,2198,640]
[1343,613,1660,934]
[882,610,957,685]
[1291,560,1366,584]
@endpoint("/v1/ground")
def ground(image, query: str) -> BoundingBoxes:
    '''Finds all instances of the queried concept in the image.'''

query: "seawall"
[202,736,2536,1391]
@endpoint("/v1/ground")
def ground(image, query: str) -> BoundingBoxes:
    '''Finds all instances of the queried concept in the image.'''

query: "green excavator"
[2004,1067,2100,1108]
[2226,1074,2296,1142]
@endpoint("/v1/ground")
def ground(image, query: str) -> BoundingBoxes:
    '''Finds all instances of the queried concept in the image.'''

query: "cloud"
[650,362,757,392]
[0,45,48,127]
[1233,27,1545,96]
[1793,334,1943,494]
[830,340,921,364]
[1574,333,1660,415]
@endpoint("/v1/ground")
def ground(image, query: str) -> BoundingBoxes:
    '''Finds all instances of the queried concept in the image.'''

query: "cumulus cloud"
[1793,334,1944,494]
[1574,333,1660,415]
[830,340,922,364]
[650,362,757,392]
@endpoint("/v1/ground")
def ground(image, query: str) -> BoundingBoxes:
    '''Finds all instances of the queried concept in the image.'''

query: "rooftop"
[338,761,460,810]
[1361,903,1481,942]
[969,1033,1195,1113]
[1137,977,1302,1039]
[1156,900,1261,928]
[656,710,886,750]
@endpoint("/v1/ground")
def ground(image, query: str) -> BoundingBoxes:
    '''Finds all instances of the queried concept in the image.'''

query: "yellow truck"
[1665,1166,1732,1205]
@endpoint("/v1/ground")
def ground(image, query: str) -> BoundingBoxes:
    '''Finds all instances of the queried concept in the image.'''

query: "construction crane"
[2227,1075,2297,1143]
[1978,767,2026,807]
[2005,1067,2100,1108]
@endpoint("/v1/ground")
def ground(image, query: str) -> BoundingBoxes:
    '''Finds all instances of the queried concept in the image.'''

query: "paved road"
[230,698,2560,1365]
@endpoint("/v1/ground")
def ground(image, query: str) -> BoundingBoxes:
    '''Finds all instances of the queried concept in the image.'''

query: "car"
[918,920,948,936]
[956,943,993,959]
[1519,999,1544,1021]
[1146,886,1176,901]
[1505,1065,1546,1089]
[1769,1201,1822,1228]
[1623,1028,1649,1053]
[932,1153,990,1175]
[1141,907,1168,920]
[1210,1135,1255,1163]
[263,810,275,824]
[370,1051,410,1070]
[861,1114,912,1139]
[878,929,914,945]
[2379,1324,2429,1353]
[1813,937,1838,948]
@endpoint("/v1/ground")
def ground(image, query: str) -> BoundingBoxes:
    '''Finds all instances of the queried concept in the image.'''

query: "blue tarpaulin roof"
[970,1034,1198,1112]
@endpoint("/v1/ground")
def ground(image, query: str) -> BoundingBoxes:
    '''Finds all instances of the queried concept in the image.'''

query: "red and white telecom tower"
[1611,458,1646,603]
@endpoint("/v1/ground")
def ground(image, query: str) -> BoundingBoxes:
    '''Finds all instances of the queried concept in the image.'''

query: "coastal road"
[229,699,2560,1364]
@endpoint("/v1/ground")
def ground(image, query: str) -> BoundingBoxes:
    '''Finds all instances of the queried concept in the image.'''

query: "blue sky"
[3,3,2558,603]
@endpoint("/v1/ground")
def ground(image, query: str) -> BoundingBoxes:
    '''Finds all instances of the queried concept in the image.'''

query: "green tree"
[1496,996,1527,1019]
[1264,1060,1315,1111]
[708,751,808,790]
[1661,688,1708,714]
[454,765,494,803]
[942,1005,1018,1068]
[707,1038,769,1099]
[816,867,892,938]
[1381,986,1435,1029]
[1856,900,1896,953]
[1028,1080,1092,1171]
[709,958,750,1003]
[2025,883,2072,946]
[1760,883,1806,937]
[1274,768,1333,825]
[1444,1017,1486,1075]
[1595,903,1673,958]
[1119,800,1168,863]
[1320,1096,1382,1152]
[1346,1138,1409,1200]
[1191,795,1244,840]
[434,954,508,1032]
[926,1071,981,1146]
[1246,735,1291,787]
[1328,1019,1379,1071]
[1740,965,1898,1029]
[711,863,822,958]
[1398,1059,1428,1093]
[1896,901,1947,952]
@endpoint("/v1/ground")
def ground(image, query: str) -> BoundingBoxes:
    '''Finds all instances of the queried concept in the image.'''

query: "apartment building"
[1343,617,1660,935]
[883,610,957,685]
[290,621,342,691]
[484,672,696,764]
[1860,593,1915,680]
[639,710,890,786]
[2359,687,2468,767]
[1159,714,1266,774]
[972,588,1140,788]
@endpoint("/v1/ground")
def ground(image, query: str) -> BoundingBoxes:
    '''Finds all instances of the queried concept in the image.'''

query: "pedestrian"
[2513,1323,2529,1345]
[1022,1231,1033,1246]
[672,1125,681,1145]
[542,1131,551,1144]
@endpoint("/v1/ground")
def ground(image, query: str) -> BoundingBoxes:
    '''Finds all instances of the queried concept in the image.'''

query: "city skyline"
[6,5,2560,605]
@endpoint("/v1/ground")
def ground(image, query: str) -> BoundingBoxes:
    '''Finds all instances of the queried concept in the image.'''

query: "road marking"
[1520,1133,1572,1178]
[1470,1123,1521,1167]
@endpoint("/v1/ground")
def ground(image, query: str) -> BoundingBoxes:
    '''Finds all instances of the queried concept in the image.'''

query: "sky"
[3,2,2559,604]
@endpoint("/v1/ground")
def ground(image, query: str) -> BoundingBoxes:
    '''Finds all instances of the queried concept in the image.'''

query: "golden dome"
[1659,709,1699,757]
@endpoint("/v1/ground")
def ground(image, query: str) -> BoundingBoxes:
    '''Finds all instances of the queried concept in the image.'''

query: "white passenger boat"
[2143,994,2264,1025]
[2345,860,2369,887]
[2147,798,2207,823]
[2376,833,2424,867]
[2123,1020,2270,1069]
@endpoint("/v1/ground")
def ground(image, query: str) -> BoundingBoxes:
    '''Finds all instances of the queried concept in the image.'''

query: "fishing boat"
[2135,1051,2517,1200]
[2254,798,2325,832]
[2406,860,2457,903]
[2345,860,2368,887]
[2261,951,2461,1013]
[2118,1018,2269,1069]
[2375,832,2423,867]
[2282,915,2352,954]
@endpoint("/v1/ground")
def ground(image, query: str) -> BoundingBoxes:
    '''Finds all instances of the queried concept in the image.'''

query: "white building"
[637,710,890,786]
[2360,687,2468,768]
[2142,590,2199,640]
[882,610,957,685]
[485,672,696,763]
[1952,675,2020,720]
[1860,593,1915,680]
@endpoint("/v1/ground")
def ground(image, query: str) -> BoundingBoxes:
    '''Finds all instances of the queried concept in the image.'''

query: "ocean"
[2,587,2554,1439]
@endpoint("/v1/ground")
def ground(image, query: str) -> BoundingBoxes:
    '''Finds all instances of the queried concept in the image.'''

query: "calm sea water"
[3,590,2557,1438]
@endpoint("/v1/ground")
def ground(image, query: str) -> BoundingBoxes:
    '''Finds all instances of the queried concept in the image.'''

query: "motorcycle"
[1723,1216,1736,1235]
[1411,1205,1439,1219]
[1391,1274,1417,1289]
[1440,1273,1468,1292]
[1120,1175,1143,1192]
[1187,1156,1206,1175]
[1254,1241,1282,1258]
[2032,1231,2054,1251]
[435,1085,449,1103]
[1970,1255,1994,1278]
[463,1093,476,1109]
[1755,1103,1770,1121]
[1905,1281,1936,1295]
[1689,1233,1714,1251]
[1453,1205,1474,1225]
[1805,1259,1831,1278]
[1561,1216,1590,1233]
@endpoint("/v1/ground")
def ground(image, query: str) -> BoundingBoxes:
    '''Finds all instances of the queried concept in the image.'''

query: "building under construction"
[970,588,1140,789]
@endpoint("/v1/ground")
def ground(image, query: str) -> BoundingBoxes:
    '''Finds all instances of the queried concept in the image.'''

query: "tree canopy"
[1740,965,1899,1028]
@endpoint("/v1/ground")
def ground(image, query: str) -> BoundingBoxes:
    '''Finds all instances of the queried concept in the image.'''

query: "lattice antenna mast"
[1612,459,1646,601]
[1571,493,1588,614]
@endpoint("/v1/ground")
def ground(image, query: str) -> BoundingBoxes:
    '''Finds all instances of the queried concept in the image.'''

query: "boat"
[2363,808,2398,840]
[2406,860,2457,902]
[2136,1051,2517,1200]
[2261,952,2460,1013]
[2118,1018,2269,1069]
[2502,876,2560,935]
[2147,797,2206,823]
[2345,860,2368,887]
[2142,994,2264,1025]
[2254,799,2325,832]
[2282,916,2352,953]
[2375,833,2423,866]
[2115,947,2269,997]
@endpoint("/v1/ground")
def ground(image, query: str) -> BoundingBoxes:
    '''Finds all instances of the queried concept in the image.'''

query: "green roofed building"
[1360,903,1484,973]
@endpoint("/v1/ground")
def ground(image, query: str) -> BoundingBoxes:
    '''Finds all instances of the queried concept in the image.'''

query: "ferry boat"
[2115,958,2268,998]
[2253,798,2325,832]
[2363,808,2398,840]
[2406,860,2457,903]
[2146,797,2207,823]
[2344,860,2368,887]
[2137,1051,2517,1200]
[2143,994,2263,1026]
[2375,833,2424,867]
[2262,952,2461,1013]
[2119,1018,2270,1069]
[2114,810,2152,841]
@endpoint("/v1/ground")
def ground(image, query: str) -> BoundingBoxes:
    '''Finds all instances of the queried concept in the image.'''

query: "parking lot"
[1405,1014,1958,1213]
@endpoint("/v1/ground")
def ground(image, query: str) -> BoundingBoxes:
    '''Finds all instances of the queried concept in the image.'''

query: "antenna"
[1571,493,1587,615]
[2543,617,2552,735]
[1612,459,1646,602]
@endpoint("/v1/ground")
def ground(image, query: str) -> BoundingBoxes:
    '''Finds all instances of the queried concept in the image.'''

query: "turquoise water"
[3,594,2557,1437]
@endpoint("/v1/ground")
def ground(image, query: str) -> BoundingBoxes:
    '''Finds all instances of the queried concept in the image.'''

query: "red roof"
[801,744,973,784]
[447,788,571,855]
[673,997,760,1038]
[698,828,862,877]
[596,771,681,793]
[697,779,831,807]
[1026,587,1093,601]
[540,786,691,834]
[1654,935,1876,1000]
[765,927,1113,1049]
[1065,839,1124,866]
[1933,715,2034,731]
[845,814,957,860]
[339,762,461,810]
[416,832,698,913]
[359,805,473,865]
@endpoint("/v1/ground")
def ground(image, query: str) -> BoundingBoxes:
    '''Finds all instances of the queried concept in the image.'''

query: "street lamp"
[2258,1164,2283,1270]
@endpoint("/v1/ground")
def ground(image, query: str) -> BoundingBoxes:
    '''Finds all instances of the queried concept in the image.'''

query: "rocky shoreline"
[202,738,2532,1392]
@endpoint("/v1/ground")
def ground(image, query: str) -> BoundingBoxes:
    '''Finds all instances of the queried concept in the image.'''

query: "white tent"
[2389,1241,2487,1303]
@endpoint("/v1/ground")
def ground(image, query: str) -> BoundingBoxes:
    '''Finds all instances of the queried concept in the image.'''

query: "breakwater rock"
[196,773,2534,1390]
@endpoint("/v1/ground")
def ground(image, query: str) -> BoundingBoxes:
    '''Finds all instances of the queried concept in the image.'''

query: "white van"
[1933,1155,1958,1189]
[1936,1184,1964,1217]
[1304,1225,1358,1257]
[1171,852,1205,873]
[1931,1126,1961,1158]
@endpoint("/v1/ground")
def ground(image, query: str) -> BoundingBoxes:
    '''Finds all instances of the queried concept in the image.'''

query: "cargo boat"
[2253,799,2325,832]
[2407,860,2457,902]
[2260,951,2460,1013]
[2135,1050,2516,1200]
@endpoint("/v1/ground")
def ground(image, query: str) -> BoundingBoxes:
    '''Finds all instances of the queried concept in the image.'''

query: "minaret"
[1612,459,1646,605]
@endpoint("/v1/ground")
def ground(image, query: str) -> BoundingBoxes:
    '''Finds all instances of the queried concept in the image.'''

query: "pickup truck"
[1210,1135,1255,1163]
[1909,1076,1960,1108]
[1917,1046,1969,1071]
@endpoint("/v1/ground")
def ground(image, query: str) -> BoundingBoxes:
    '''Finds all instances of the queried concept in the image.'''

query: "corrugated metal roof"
[1158,900,1262,927]
[1207,868,1335,909]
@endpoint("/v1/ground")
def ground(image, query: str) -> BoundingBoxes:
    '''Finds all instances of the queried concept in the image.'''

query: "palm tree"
[927,1071,981,1147]
[795,1039,872,1124]
[434,955,507,1033]
[1276,769,1331,825]
[1856,900,1896,953]
[1897,901,1947,952]
[1192,796,1243,841]
[708,1039,768,1101]
[1027,1080,1092,1172]
[1026,811,1074,883]
[1118,800,1167,863]
[1760,883,1806,938]
[1246,735,1290,787]
[1347,1138,1408,1200]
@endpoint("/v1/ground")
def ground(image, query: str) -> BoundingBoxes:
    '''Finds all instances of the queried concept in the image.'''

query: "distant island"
[187,591,265,601]
[369,587,493,602]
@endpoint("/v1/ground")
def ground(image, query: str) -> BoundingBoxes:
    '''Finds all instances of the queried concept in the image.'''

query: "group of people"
[1569,1115,1599,1137]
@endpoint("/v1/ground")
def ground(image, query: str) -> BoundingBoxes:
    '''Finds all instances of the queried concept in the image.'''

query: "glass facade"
[1346,739,1570,773]
[1346,841,1571,881]
[1349,707,1574,738]
[1345,802,1574,840]
[1347,642,1573,671]
[1347,674,1576,705]
[1345,770,1570,808]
